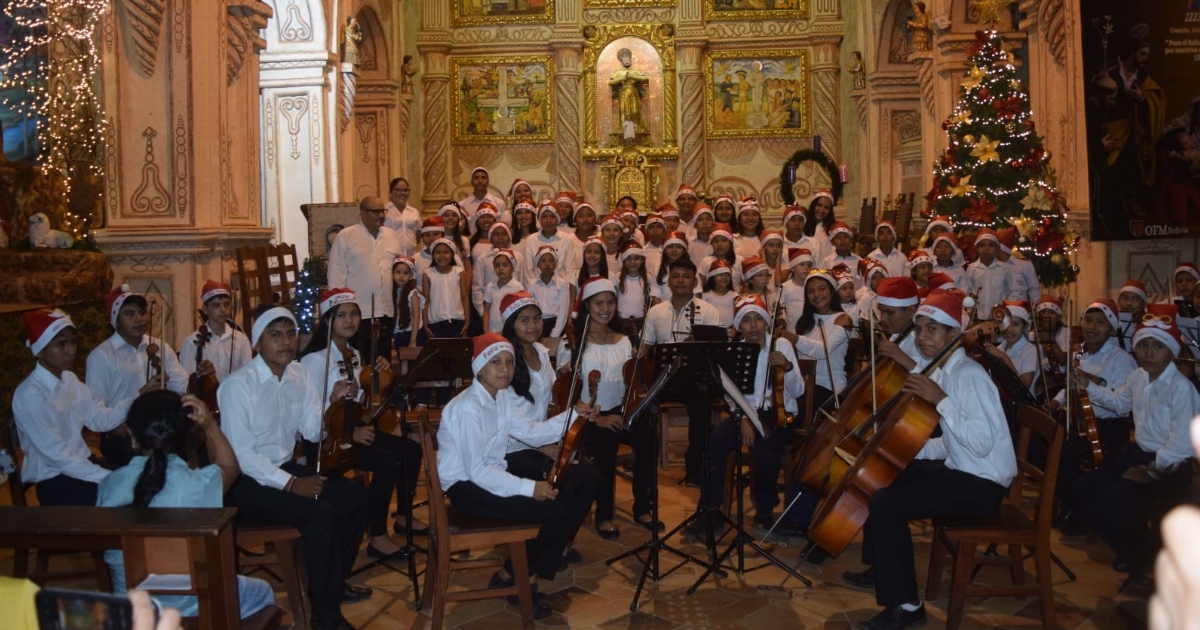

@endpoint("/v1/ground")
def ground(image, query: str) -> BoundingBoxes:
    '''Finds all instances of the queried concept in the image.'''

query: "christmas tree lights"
[292,258,323,333]
[925,30,1079,287]
[1,0,109,238]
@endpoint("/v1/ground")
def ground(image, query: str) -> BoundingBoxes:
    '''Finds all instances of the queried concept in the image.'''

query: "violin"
[768,285,791,431]
[358,307,397,432]
[548,370,600,489]
[188,324,221,416]
[619,289,655,421]
[805,321,1000,556]
[145,299,165,388]
[1068,340,1103,467]
[317,345,362,475]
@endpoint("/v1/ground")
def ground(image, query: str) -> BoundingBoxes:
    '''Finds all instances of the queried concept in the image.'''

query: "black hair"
[511,206,537,245]
[501,303,543,405]
[668,256,698,276]
[394,277,417,333]
[616,196,638,210]
[300,302,359,358]
[796,276,844,335]
[389,177,409,191]
[656,243,688,286]
[572,291,626,350]
[125,391,192,507]
[575,243,610,289]
[713,199,736,224]
[703,271,733,292]
[803,196,836,237]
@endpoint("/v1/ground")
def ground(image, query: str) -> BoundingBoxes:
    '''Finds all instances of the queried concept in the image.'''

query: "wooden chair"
[234,525,307,630]
[895,193,915,253]
[1,420,111,591]
[234,243,300,332]
[856,197,878,256]
[416,415,540,630]
[925,403,1064,630]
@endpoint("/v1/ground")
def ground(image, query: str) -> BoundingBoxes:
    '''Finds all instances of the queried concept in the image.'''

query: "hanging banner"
[1078,1,1200,240]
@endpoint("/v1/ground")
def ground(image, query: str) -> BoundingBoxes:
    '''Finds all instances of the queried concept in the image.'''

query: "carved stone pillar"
[809,35,843,163]
[676,40,707,189]
[418,45,451,207]
[97,0,274,346]
[552,42,584,192]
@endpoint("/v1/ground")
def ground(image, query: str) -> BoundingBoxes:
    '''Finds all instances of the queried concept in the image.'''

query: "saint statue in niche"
[609,48,650,142]
[343,16,363,67]
[906,1,931,52]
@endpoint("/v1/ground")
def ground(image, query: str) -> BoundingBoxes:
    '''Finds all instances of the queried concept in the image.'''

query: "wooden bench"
[0,506,277,630]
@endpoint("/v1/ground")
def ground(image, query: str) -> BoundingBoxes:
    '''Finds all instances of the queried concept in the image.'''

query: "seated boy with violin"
[842,289,1017,630]
[691,295,804,537]
[437,333,600,620]
[178,280,252,383]
[1062,303,1199,588]
[299,288,424,560]
[219,304,370,630]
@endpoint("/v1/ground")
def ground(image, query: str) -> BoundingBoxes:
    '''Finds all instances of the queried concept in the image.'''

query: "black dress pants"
[446,459,598,580]
[35,475,99,506]
[700,410,791,517]
[355,431,423,537]
[860,460,1007,607]
[582,409,656,523]
[224,465,368,621]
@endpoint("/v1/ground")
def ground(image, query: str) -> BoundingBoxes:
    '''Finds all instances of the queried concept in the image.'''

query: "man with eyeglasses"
[384,177,420,256]
[327,196,403,359]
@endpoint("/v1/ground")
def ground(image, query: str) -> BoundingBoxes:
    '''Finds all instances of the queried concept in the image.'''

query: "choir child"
[687,206,716,265]
[996,227,1040,303]
[391,256,426,351]
[702,260,737,329]
[822,222,863,290]
[483,249,526,333]
[733,197,765,259]
[779,248,814,335]
[527,246,571,338]
[803,190,837,264]
[868,221,908,279]
[422,237,471,338]
[963,228,1012,315]
[986,299,1038,393]
[523,203,577,282]
[930,235,965,290]
[872,277,925,371]
[908,250,934,290]
[1117,279,1149,350]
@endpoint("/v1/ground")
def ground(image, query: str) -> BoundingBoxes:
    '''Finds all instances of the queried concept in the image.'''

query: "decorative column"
[417,0,452,208]
[809,35,844,163]
[552,41,584,192]
[96,0,275,346]
[676,40,707,189]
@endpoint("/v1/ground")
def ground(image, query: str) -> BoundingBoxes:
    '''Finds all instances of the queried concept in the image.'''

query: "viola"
[548,370,600,489]
[187,324,221,416]
[359,315,397,432]
[318,345,362,475]
[1069,341,1103,467]
[803,322,1000,556]
[768,286,792,431]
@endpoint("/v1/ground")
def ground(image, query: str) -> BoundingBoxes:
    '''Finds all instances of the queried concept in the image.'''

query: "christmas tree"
[292,258,323,333]
[925,29,1078,287]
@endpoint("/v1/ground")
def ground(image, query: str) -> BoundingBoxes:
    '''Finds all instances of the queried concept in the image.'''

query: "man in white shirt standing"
[327,196,403,361]
[458,166,509,231]
[641,258,722,485]
[13,309,136,506]
[383,177,420,256]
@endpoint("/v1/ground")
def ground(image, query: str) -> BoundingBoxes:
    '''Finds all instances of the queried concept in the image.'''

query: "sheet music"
[719,366,765,437]
[1179,316,1200,346]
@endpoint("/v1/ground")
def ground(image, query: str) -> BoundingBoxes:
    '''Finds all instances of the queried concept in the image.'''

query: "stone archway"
[349,6,397,200]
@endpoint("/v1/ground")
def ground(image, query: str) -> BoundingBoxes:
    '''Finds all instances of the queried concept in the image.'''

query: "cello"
[805,323,997,556]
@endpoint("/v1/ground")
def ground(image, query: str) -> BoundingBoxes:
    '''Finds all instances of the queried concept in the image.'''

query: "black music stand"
[604,357,712,611]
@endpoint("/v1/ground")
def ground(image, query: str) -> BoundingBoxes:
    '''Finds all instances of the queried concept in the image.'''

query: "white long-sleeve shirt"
[822,252,864,290]
[508,343,556,453]
[746,335,805,414]
[523,230,579,282]
[1086,362,1200,471]
[999,335,1039,395]
[916,348,1018,487]
[642,297,722,345]
[528,275,571,337]
[792,312,849,394]
[86,333,188,406]
[437,380,571,497]
[218,355,322,490]
[867,248,908,279]
[299,345,364,406]
[458,193,510,231]
[327,222,403,319]
[1005,256,1041,303]
[965,258,1012,315]
[12,365,131,484]
[385,201,422,253]
[177,326,252,382]
[1050,337,1136,417]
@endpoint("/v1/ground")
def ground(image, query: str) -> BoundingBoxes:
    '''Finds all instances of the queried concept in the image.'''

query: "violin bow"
[314,317,336,476]
[555,311,592,454]
[1063,297,1073,435]
[868,307,877,415]
[817,316,840,410]
[159,298,168,390]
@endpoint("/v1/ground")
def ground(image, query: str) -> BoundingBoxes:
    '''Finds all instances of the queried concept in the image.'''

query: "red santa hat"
[924,215,953,235]
[513,200,537,214]
[787,247,814,268]
[875,277,920,307]
[599,213,623,229]
[1000,299,1032,324]
[783,205,807,226]
[874,221,897,241]
[659,205,680,219]
[429,237,458,255]
[810,189,835,206]
[707,259,733,277]
[1035,295,1063,317]
[645,213,666,228]
[1085,298,1120,330]
[201,280,232,305]
[805,268,837,291]
[24,308,74,356]
[833,270,855,290]
[437,202,462,218]
[1174,263,1200,282]
[319,287,358,317]
[619,241,646,262]
[1119,279,1148,303]
[574,201,596,215]
[736,196,760,216]
[577,276,617,309]
[105,284,144,328]
[974,228,1000,246]
[538,203,559,219]
[250,306,297,347]
[915,289,965,329]
[554,192,576,206]
[420,216,446,234]
[759,230,784,246]
[732,294,770,328]
[859,258,888,280]
[500,290,540,322]
[507,178,529,201]
[674,184,698,200]
[932,235,958,252]
[690,205,714,224]
[996,226,1018,253]
[392,254,415,270]
[488,222,512,238]
[1133,304,1183,356]
[534,245,558,264]
[742,256,770,281]
[492,248,518,266]
[709,223,734,243]
[664,231,688,249]
[712,194,736,210]
[828,221,855,240]
[927,272,957,291]
[908,249,933,268]
[472,332,514,373]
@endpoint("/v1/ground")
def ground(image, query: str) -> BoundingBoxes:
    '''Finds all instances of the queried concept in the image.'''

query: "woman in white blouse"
[778,270,851,419]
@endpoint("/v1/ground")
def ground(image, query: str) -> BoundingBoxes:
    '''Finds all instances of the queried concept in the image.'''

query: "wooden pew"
[0,507,265,630]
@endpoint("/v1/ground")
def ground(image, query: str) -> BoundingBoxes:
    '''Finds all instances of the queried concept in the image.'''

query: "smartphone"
[35,587,156,630]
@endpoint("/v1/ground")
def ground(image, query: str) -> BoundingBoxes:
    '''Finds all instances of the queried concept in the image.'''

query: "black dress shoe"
[843,567,876,588]
[1058,512,1086,536]
[488,573,552,618]
[804,545,830,566]
[340,583,373,603]
[861,604,926,630]
[597,525,621,540]
[634,515,665,532]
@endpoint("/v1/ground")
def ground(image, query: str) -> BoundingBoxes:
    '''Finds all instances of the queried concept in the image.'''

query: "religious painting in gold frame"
[451,0,555,26]
[703,0,808,22]
[704,49,811,139]
[584,0,675,9]
[582,24,678,161]
[450,55,555,145]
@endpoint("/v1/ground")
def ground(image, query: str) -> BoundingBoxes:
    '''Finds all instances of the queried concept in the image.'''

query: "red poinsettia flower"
[1035,224,1064,252]
[994,96,1021,118]
[957,233,978,262]
[963,197,997,223]
[924,184,943,208]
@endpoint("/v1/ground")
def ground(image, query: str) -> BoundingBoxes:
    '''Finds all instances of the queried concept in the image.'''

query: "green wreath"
[779,149,843,207]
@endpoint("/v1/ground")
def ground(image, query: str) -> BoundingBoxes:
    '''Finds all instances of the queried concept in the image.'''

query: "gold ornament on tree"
[971,0,1012,26]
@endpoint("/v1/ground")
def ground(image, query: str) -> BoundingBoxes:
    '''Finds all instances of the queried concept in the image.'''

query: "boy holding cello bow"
[219,304,371,630]
[841,289,1017,630]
